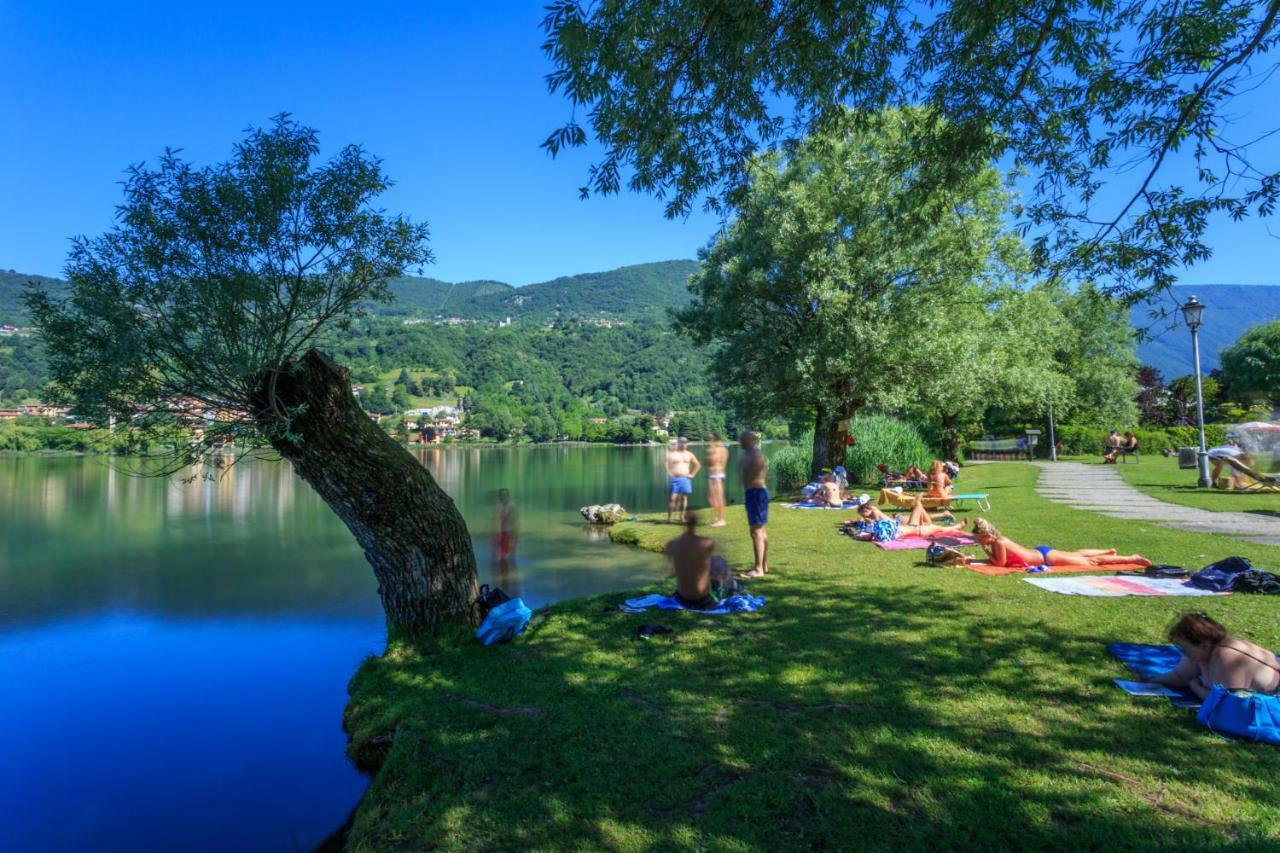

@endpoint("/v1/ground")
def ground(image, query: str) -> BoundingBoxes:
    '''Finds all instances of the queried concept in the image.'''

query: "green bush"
[845,415,934,483]
[771,430,813,490]
[1054,424,1229,456]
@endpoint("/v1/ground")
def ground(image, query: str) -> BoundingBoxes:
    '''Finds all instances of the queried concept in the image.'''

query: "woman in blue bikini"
[966,518,1151,569]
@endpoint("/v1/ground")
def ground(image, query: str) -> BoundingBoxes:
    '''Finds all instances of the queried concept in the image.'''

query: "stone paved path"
[1033,462,1280,548]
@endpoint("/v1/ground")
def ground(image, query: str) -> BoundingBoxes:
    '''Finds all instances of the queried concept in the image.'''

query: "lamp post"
[1180,295,1212,488]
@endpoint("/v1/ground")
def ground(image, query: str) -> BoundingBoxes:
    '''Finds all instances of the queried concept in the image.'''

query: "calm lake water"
[0,444,765,851]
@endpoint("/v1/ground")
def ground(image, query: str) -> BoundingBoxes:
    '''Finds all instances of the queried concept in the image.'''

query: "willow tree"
[25,117,477,634]
[542,0,1280,299]
[676,108,1024,474]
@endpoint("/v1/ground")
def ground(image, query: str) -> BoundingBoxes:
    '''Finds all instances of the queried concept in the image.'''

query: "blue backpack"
[1197,685,1280,746]
[475,597,533,646]
[1189,556,1252,591]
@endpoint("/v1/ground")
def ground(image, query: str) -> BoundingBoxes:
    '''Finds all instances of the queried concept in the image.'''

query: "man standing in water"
[666,437,702,523]
[704,433,729,527]
[738,430,769,578]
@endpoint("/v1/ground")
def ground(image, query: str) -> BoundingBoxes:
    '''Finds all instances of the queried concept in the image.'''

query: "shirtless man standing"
[704,433,729,527]
[666,437,702,523]
[738,430,769,578]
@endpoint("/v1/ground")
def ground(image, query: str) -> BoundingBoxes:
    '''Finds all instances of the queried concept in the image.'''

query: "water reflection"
[0,444,754,851]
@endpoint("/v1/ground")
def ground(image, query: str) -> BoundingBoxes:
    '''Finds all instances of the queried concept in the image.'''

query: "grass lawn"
[343,462,1280,851]
[1095,454,1280,517]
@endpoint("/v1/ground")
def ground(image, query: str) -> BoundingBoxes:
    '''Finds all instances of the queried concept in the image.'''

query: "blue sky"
[2,1,1277,287]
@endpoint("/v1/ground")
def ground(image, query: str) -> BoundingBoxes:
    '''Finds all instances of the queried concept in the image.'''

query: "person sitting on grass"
[925,460,953,499]
[664,509,717,610]
[1153,611,1279,699]
[964,518,1151,569]
[851,494,960,540]
[808,473,844,507]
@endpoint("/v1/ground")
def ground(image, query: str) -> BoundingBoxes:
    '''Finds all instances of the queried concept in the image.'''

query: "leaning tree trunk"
[810,404,853,480]
[250,349,478,635]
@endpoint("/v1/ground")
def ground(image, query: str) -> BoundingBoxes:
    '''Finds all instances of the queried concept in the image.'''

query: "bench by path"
[1033,462,1280,548]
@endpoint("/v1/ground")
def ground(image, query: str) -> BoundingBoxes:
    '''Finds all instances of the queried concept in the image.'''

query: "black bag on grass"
[470,584,511,627]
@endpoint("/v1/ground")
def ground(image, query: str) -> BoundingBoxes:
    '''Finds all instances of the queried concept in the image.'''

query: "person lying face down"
[965,518,1151,569]
[1154,612,1280,699]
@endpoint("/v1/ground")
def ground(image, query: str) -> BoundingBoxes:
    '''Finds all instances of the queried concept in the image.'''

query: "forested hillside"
[1,261,726,438]
[0,270,67,324]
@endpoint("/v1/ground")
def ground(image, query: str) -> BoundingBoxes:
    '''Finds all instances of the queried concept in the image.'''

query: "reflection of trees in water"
[0,456,376,625]
[0,447,699,623]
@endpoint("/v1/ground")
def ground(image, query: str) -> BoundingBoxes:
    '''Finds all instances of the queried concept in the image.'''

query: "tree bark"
[939,413,960,462]
[810,404,852,479]
[251,349,478,635]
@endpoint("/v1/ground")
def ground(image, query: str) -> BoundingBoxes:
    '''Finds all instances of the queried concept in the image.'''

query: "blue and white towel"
[619,593,766,615]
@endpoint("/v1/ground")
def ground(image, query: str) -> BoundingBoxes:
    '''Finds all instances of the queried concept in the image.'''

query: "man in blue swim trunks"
[738,430,770,578]
[665,437,701,523]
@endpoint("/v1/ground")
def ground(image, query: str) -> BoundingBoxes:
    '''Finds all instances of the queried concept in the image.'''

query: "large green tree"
[677,108,1023,474]
[542,0,1280,296]
[25,117,478,634]
[1218,319,1280,405]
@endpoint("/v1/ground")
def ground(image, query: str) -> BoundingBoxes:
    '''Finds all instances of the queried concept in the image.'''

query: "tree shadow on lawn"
[348,577,1280,850]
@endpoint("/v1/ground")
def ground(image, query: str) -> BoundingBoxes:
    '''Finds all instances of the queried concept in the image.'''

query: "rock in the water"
[580,503,627,524]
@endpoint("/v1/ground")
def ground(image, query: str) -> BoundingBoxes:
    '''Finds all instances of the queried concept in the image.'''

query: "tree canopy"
[26,115,430,454]
[542,0,1280,297]
[1218,319,1280,405]
[676,108,1027,471]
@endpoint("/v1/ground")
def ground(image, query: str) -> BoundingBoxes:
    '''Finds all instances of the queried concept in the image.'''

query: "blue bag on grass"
[1189,556,1252,591]
[475,597,533,646]
[1196,685,1280,745]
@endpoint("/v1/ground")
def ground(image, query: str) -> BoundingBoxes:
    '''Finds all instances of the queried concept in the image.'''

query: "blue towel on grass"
[1108,643,1199,708]
[620,593,766,614]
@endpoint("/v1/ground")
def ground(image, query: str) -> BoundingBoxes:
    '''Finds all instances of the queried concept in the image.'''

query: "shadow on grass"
[344,574,1280,849]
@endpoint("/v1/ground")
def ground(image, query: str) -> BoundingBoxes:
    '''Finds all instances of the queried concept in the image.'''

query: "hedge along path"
[1034,462,1280,548]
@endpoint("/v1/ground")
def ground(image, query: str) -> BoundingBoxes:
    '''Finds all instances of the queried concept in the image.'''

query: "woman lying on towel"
[966,518,1151,569]
[1154,612,1279,699]
[850,494,960,541]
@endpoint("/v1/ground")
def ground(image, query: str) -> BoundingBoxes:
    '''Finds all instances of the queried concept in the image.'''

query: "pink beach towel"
[874,534,977,551]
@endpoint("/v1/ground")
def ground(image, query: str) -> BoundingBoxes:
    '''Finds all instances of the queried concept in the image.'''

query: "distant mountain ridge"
[1132,284,1280,380]
[0,260,699,325]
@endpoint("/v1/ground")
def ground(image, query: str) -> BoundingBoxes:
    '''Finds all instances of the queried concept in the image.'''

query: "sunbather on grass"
[853,494,959,538]
[926,461,953,499]
[1153,612,1280,699]
[965,518,1151,569]
[808,473,844,507]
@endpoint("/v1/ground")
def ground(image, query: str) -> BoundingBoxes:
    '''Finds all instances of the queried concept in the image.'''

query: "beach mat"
[875,533,977,551]
[960,561,1149,576]
[1024,576,1226,596]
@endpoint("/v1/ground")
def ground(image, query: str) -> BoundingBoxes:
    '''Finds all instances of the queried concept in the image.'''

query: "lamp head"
[1181,295,1205,330]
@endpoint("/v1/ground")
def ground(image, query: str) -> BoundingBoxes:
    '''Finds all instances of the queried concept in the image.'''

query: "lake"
[0,444,764,851]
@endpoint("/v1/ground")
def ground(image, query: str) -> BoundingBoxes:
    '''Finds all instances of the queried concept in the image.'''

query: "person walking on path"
[738,430,769,578]
[665,437,702,523]
[705,434,729,527]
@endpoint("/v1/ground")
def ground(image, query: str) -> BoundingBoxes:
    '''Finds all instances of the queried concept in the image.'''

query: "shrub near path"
[344,463,1280,851]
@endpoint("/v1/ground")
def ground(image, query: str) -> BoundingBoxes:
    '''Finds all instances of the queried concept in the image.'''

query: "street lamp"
[1180,295,1212,488]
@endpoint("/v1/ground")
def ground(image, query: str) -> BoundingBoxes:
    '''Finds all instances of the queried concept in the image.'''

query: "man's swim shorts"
[745,487,769,526]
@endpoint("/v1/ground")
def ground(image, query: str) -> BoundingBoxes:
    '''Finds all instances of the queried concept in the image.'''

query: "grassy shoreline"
[342,462,1280,850]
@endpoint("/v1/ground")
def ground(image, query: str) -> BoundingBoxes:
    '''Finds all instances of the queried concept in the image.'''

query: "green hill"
[0,270,68,325]
[0,260,698,325]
